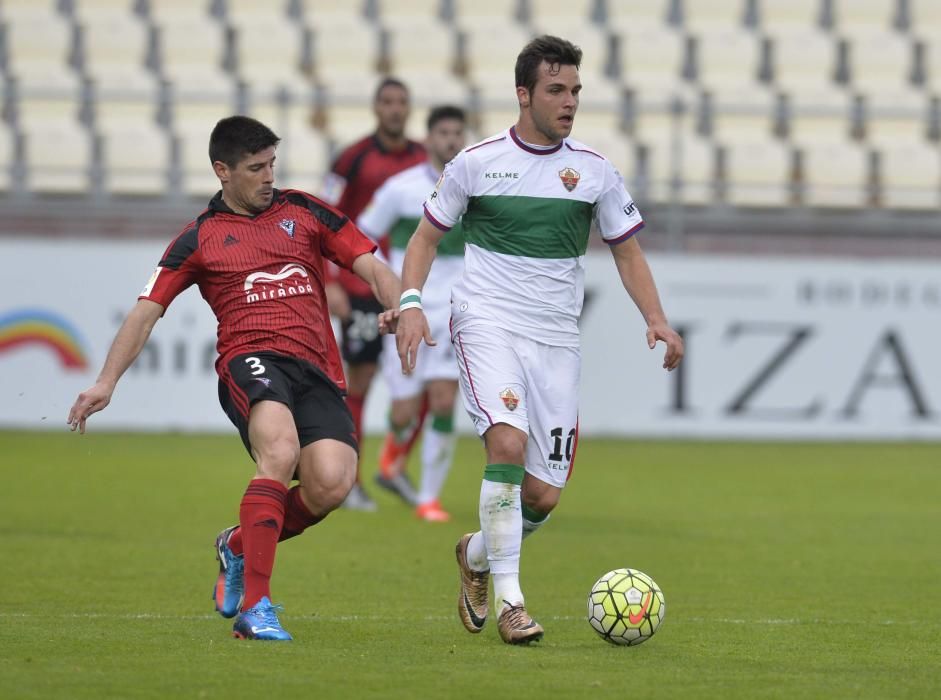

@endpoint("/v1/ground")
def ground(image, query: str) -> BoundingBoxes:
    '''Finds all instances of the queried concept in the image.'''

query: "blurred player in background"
[392,36,684,644]
[357,105,467,522]
[68,116,400,641]
[321,77,427,511]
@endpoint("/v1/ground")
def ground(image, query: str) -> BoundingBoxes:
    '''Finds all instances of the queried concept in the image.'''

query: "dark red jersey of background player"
[140,189,376,392]
[327,135,426,297]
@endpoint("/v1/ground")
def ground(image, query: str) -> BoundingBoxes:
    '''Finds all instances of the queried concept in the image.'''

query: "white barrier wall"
[1,237,939,439]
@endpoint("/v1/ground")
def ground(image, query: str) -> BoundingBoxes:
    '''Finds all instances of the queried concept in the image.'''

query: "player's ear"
[516,86,529,109]
[212,160,230,183]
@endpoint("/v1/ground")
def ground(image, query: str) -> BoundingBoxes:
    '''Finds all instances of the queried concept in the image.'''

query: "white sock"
[466,511,550,572]
[465,531,489,571]
[478,466,525,614]
[522,512,550,539]
[417,417,456,504]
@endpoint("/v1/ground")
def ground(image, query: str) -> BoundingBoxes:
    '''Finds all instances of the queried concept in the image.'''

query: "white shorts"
[381,252,462,400]
[452,324,580,489]
[381,297,459,400]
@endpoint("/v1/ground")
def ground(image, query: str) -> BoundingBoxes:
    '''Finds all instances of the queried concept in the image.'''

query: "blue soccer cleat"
[232,596,293,641]
[212,526,244,618]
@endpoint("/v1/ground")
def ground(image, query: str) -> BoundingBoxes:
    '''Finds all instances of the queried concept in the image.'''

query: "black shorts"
[218,351,357,458]
[340,295,384,365]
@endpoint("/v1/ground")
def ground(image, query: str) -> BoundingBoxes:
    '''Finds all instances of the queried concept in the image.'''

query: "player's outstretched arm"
[396,217,444,374]
[351,252,401,312]
[609,237,684,371]
[67,299,164,434]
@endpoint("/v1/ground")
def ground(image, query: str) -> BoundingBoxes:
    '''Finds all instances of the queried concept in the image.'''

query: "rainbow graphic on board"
[0,309,90,370]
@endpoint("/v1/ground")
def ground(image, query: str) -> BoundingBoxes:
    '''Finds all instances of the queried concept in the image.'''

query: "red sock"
[227,485,323,555]
[239,478,287,611]
[281,485,324,540]
[346,393,365,483]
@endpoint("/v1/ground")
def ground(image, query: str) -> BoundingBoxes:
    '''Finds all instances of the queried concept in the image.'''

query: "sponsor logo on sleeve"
[140,267,162,297]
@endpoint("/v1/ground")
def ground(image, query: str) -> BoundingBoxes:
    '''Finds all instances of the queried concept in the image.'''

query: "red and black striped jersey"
[140,189,376,392]
[321,134,426,297]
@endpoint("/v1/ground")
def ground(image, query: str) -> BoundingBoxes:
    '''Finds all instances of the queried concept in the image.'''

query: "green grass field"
[1,431,939,699]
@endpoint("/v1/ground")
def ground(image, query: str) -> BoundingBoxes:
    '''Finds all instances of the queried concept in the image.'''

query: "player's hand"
[378,308,399,335]
[646,323,684,371]
[396,308,436,375]
[67,382,114,434]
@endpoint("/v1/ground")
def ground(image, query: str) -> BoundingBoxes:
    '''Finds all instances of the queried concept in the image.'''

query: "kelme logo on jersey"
[500,388,520,411]
[559,167,580,192]
[278,219,296,238]
[243,264,313,303]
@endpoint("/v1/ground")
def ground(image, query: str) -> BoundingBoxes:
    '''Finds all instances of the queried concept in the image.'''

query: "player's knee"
[389,400,416,429]
[484,425,527,465]
[254,439,300,482]
[427,394,454,417]
[300,459,356,512]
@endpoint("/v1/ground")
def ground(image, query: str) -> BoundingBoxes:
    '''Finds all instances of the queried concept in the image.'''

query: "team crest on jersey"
[559,167,580,192]
[500,388,520,411]
[278,219,296,238]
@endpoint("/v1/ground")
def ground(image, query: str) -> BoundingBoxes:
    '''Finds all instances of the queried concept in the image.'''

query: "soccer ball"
[587,568,665,646]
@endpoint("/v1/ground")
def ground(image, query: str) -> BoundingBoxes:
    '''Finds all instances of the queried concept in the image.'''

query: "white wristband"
[400,288,422,311]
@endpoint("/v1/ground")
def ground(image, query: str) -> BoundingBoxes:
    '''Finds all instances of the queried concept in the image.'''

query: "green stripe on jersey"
[389,217,465,256]
[463,195,593,258]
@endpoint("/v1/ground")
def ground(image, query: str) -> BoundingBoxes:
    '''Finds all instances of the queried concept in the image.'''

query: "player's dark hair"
[374,76,409,102]
[209,116,280,167]
[426,105,466,131]
[515,35,582,95]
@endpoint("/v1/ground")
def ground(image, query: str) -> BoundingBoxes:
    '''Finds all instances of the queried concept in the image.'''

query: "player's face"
[520,61,581,144]
[426,118,466,168]
[374,85,410,139]
[220,146,276,215]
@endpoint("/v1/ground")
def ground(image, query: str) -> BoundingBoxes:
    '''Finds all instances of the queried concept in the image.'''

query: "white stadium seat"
[102,123,172,196]
[800,141,870,208]
[831,0,899,35]
[682,0,748,31]
[724,140,793,207]
[879,143,941,209]
[22,118,91,193]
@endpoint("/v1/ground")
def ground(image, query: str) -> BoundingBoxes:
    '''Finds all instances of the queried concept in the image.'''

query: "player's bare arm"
[396,217,445,374]
[610,237,684,371]
[351,251,401,314]
[67,299,165,433]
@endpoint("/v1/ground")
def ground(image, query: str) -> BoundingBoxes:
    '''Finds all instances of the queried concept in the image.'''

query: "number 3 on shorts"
[244,356,266,375]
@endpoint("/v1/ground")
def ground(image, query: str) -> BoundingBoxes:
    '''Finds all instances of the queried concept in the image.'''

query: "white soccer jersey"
[424,126,644,347]
[357,161,465,307]
[358,162,464,258]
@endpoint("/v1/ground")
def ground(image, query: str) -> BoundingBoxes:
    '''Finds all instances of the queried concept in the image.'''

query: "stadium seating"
[756,0,824,30]
[101,122,171,195]
[22,118,91,193]
[831,0,901,35]
[723,140,794,207]
[0,0,937,213]
[799,140,871,207]
[879,142,941,209]
[682,0,748,31]
[0,123,13,192]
